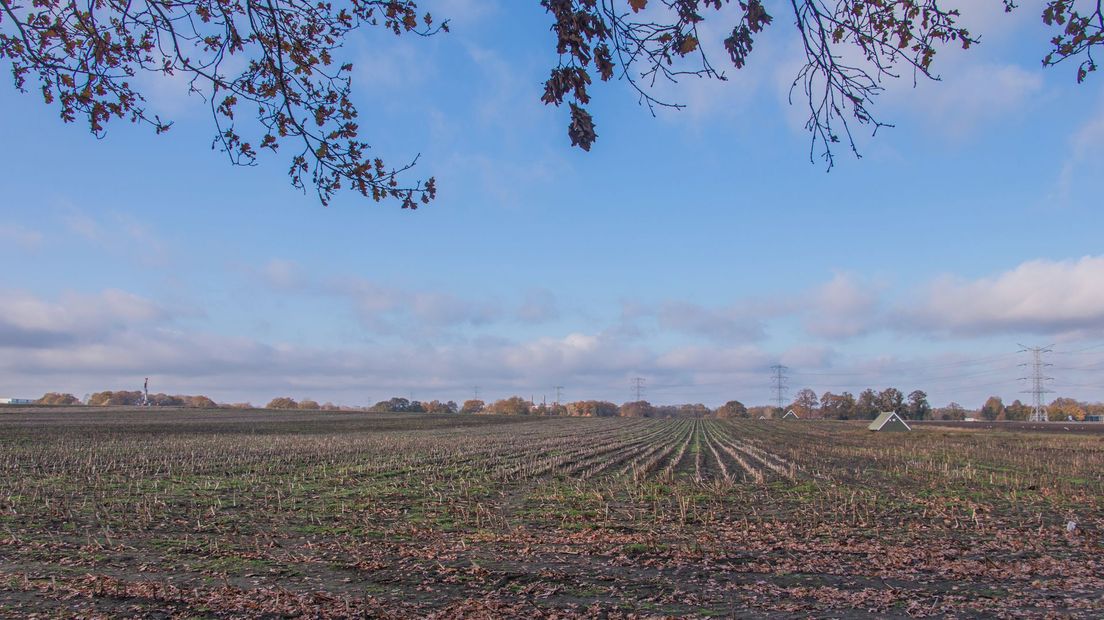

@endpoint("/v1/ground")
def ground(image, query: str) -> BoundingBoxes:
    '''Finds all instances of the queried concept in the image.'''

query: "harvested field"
[917,420,1104,434]
[0,409,1101,617]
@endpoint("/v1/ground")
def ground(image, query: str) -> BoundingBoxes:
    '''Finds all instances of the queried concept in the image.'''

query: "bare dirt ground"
[0,409,1100,617]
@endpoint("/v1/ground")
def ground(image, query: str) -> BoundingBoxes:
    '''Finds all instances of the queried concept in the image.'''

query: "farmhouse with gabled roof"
[868,411,911,432]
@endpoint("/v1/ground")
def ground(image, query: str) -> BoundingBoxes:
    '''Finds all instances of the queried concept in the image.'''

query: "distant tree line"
[970,396,1104,422]
[437,397,778,419]
[36,392,81,405]
[784,388,1104,422]
[84,391,219,408]
[450,390,1104,421]
[361,397,460,414]
[29,390,1104,421]
[781,388,931,421]
[34,391,219,407]
[267,397,324,410]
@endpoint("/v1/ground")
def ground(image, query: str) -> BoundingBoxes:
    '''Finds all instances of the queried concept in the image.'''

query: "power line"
[789,352,1021,377]
[889,364,1022,384]
[791,378,1021,392]
[1019,344,1054,423]
[1052,342,1104,355]
[1052,382,1104,389]
[789,365,1023,388]
[648,352,1022,389]
[935,379,1022,392]
[650,377,772,389]
[631,377,646,401]
[1053,359,1104,371]
[628,358,1044,400]
[769,364,788,411]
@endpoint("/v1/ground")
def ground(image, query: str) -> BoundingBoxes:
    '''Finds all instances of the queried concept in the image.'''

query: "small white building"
[0,398,34,405]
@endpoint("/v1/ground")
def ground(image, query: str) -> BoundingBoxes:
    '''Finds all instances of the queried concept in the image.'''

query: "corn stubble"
[0,409,1100,617]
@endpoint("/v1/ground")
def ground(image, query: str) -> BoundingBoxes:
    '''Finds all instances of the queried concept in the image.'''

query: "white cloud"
[59,208,169,265]
[465,43,539,125]
[517,288,559,323]
[945,0,1028,40]
[655,344,768,373]
[356,39,437,93]
[61,210,102,241]
[0,289,168,348]
[902,255,1104,335]
[451,151,569,210]
[1056,94,1104,200]
[259,262,513,335]
[915,63,1043,138]
[788,257,1104,339]
[1069,99,1104,153]
[779,345,834,369]
[767,1,1043,146]
[257,262,569,335]
[4,272,1100,408]
[260,258,306,291]
[0,288,768,405]
[656,301,766,342]
[502,333,604,376]
[131,50,248,118]
[803,273,882,339]
[651,11,778,124]
[258,255,1104,349]
[0,224,43,249]
[409,290,503,327]
[134,67,201,117]
[324,275,503,335]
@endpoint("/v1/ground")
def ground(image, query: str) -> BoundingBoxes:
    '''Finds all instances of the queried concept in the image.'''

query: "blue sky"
[2,0,1103,407]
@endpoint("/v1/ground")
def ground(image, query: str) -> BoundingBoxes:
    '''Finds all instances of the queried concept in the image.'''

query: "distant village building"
[0,398,33,405]
[782,410,799,420]
[868,411,911,432]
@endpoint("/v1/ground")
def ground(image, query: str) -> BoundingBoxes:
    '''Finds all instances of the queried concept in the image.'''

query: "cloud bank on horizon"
[3,245,1104,407]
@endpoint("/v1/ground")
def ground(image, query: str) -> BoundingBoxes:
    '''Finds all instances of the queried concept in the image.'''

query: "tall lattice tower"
[770,364,788,414]
[1019,345,1053,422]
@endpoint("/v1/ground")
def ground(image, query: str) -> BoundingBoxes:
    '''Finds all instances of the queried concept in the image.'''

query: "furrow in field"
[619,419,692,481]
[503,421,674,480]
[702,421,770,483]
[728,422,807,473]
[699,421,731,481]
[659,420,696,481]
[693,420,704,481]
[556,422,685,480]
[710,424,797,481]
[472,420,654,479]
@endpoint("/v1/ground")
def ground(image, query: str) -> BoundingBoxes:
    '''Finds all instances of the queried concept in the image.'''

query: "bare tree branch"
[0,0,443,206]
